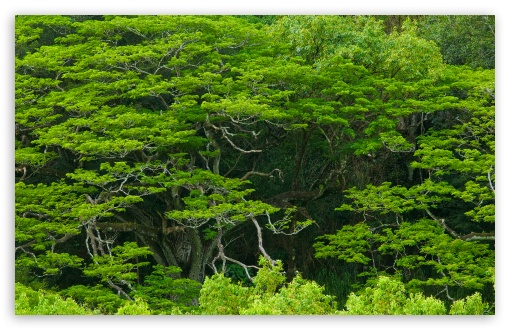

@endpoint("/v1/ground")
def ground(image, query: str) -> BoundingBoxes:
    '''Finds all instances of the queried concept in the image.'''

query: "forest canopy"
[14,15,495,315]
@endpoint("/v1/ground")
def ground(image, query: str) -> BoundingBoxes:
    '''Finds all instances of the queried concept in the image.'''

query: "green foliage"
[15,283,97,315]
[83,242,153,284]
[225,263,255,286]
[115,298,152,315]
[341,276,446,315]
[449,292,489,315]
[199,257,337,315]
[315,219,494,293]
[315,62,494,303]
[312,264,359,309]
[417,16,495,69]
[133,265,201,314]
[241,273,337,315]
[341,276,489,315]
[62,284,126,314]
[199,272,250,315]
[15,15,495,314]
[314,223,373,264]
[166,169,280,229]
[274,16,444,80]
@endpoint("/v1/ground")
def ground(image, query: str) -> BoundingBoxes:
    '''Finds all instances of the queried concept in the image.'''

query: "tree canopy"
[15,15,495,315]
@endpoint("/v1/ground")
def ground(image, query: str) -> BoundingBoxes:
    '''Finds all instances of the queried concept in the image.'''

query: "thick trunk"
[187,228,219,282]
[187,229,205,282]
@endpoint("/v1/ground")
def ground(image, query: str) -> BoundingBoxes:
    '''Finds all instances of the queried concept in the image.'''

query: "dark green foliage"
[312,263,360,308]
[416,16,495,69]
[225,263,255,286]
[62,284,125,314]
[133,265,202,314]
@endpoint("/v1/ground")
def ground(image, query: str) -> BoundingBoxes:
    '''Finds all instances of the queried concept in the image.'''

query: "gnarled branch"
[240,168,283,182]
[251,216,276,265]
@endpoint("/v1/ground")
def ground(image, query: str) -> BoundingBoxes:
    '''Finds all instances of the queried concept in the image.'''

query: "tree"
[132,265,202,314]
[416,15,495,69]
[341,276,488,315]
[198,257,337,315]
[15,15,314,298]
[314,64,495,304]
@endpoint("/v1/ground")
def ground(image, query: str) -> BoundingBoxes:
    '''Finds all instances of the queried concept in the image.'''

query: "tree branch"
[97,222,160,239]
[263,190,322,208]
[107,278,133,301]
[425,208,461,239]
[240,168,283,182]
[425,208,495,241]
[211,241,258,281]
[219,125,262,154]
[461,232,495,242]
[488,167,495,193]
[251,216,276,265]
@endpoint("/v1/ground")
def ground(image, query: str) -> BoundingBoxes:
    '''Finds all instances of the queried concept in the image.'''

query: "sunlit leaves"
[316,218,494,293]
[449,292,488,315]
[15,283,96,315]
[340,276,487,315]
[166,170,280,228]
[83,242,153,283]
[15,15,495,314]
[199,257,337,315]
[15,181,93,241]
[15,147,57,168]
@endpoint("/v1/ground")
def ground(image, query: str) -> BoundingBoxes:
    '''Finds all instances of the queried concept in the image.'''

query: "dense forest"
[15,15,495,315]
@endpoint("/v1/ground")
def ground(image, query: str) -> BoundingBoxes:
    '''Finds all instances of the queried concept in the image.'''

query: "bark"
[425,208,495,242]
[263,190,322,206]
[203,118,222,176]
[287,129,311,281]
[187,228,220,282]
[107,279,133,301]
[251,217,276,265]
[97,222,160,239]
[462,232,495,241]
[291,128,312,191]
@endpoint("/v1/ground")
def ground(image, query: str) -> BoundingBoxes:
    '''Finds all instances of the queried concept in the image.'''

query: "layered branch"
[425,208,494,242]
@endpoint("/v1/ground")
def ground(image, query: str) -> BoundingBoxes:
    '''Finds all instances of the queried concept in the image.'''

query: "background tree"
[314,64,495,305]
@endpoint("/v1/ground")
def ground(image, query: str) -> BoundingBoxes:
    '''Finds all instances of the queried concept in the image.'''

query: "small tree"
[341,276,446,315]
[198,257,337,315]
[341,276,488,315]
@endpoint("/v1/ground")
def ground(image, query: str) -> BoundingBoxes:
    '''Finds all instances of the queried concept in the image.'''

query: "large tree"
[314,64,495,303]
[15,15,314,294]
